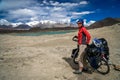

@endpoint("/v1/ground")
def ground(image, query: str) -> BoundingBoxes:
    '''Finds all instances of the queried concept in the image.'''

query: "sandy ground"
[0,24,120,80]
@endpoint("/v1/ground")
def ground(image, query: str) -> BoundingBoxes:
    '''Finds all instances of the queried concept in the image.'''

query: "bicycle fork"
[101,53,107,62]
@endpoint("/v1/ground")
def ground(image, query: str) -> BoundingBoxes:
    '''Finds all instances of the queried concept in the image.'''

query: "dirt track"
[0,24,120,80]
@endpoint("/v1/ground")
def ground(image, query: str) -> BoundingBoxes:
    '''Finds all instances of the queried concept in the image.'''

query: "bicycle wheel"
[73,56,78,64]
[96,59,110,75]
[72,49,79,64]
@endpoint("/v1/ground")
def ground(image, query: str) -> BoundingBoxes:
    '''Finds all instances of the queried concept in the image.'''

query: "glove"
[74,36,78,39]
[72,36,78,42]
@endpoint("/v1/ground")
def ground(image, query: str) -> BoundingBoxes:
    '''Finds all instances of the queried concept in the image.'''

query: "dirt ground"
[0,24,120,80]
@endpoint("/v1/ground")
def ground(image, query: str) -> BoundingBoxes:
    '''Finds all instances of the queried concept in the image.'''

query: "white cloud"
[52,7,64,11]
[50,1,59,6]
[0,0,35,10]
[1,0,95,26]
[0,19,11,25]
[7,8,40,22]
[58,2,78,7]
[79,1,88,5]
[30,17,39,21]
[72,11,95,15]
[43,0,47,4]
[16,18,31,22]
[70,11,95,19]
[50,13,66,18]
[9,8,36,17]
[43,0,88,7]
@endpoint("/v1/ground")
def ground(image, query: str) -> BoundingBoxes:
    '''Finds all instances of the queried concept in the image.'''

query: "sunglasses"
[77,22,82,24]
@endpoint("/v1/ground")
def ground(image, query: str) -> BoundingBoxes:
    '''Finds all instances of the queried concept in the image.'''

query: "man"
[73,19,91,74]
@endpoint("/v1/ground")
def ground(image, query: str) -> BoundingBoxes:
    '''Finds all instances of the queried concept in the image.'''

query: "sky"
[0,0,120,26]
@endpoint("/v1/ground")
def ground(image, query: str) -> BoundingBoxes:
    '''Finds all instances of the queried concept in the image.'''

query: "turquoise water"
[15,30,75,36]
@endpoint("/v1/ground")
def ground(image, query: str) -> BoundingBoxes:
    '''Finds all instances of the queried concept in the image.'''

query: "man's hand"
[74,36,78,39]
[72,35,78,42]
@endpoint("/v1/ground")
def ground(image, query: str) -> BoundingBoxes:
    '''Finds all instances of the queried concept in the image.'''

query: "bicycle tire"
[72,49,79,64]
[96,59,110,75]
[73,56,78,64]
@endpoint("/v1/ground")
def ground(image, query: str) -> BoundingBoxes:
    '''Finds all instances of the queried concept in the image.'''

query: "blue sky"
[0,0,120,25]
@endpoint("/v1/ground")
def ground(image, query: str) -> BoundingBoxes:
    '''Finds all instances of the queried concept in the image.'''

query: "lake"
[14,30,75,36]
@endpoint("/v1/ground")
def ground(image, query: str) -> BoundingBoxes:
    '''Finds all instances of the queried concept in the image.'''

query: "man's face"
[77,22,83,28]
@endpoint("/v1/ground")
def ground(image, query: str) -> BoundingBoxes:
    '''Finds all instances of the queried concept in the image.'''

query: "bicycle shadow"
[62,57,79,70]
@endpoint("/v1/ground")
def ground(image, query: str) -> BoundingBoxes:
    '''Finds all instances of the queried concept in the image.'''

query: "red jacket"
[78,26,91,45]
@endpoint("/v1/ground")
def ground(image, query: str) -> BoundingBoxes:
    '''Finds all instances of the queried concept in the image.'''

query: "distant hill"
[0,25,12,29]
[114,18,120,22]
[33,23,69,29]
[88,17,120,29]
[29,26,77,32]
[30,23,72,31]
[0,24,31,33]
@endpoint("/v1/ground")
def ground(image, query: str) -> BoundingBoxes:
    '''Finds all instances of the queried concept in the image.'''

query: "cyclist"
[73,19,91,74]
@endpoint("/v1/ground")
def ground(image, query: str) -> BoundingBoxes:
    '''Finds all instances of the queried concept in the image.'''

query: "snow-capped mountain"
[40,20,57,24]
[26,21,40,27]
[26,20,57,27]
[0,19,58,28]
[11,22,23,27]
[0,19,96,29]
[14,24,31,30]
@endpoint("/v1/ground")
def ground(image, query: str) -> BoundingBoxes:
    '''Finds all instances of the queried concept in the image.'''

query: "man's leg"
[79,45,87,70]
[73,45,86,74]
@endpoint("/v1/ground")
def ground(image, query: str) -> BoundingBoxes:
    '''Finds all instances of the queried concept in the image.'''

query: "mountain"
[14,24,31,30]
[88,17,120,29]
[11,22,23,27]
[1,17,120,32]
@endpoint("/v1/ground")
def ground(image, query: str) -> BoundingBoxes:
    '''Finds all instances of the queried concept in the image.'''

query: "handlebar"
[72,36,78,42]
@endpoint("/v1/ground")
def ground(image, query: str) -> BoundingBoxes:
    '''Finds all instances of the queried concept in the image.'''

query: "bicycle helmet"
[76,19,84,24]
[93,38,102,47]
